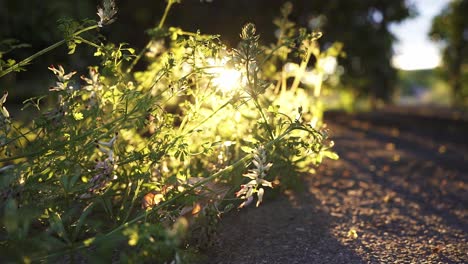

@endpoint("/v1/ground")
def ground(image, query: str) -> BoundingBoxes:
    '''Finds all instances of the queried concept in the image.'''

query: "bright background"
[391,0,450,70]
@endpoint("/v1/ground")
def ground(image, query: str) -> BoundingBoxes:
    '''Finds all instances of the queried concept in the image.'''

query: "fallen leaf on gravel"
[347,228,358,239]
[385,143,395,151]
[141,191,164,210]
[192,202,202,215]
[432,245,444,254]
[383,194,392,203]
[180,202,202,217]
[438,145,447,154]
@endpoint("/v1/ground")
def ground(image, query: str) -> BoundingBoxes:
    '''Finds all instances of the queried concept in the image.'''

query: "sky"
[390,0,450,71]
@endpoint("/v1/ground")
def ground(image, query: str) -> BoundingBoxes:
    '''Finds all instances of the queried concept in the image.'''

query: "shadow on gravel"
[331,114,468,173]
[308,112,468,262]
[201,190,366,264]
[330,114,467,232]
[202,112,467,263]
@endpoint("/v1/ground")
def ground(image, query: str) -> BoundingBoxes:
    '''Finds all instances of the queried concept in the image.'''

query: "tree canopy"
[1,0,415,103]
[430,0,468,107]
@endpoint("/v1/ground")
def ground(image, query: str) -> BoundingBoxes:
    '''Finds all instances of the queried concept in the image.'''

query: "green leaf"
[240,146,255,153]
[49,210,71,244]
[223,203,234,213]
[67,41,77,54]
[323,150,339,160]
[72,202,96,241]
[4,199,18,234]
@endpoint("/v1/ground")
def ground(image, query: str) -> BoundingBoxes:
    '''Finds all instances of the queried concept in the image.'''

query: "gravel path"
[202,112,468,263]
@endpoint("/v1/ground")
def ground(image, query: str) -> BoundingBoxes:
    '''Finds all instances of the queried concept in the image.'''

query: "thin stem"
[32,125,296,262]
[126,0,175,73]
[10,124,31,145]
[75,37,101,49]
[0,25,98,79]
[252,97,275,140]
[243,46,275,140]
[116,97,232,167]
[158,0,174,29]
[0,127,37,148]
[0,40,65,78]
[258,44,286,68]
[0,106,139,163]
[313,72,324,98]
[184,99,232,135]
[121,179,143,224]
[291,42,313,93]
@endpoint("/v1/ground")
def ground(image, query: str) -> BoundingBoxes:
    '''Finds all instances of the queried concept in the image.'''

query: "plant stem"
[117,97,231,167]
[75,37,101,49]
[0,25,98,79]
[126,0,176,74]
[158,0,175,29]
[252,97,275,140]
[184,99,232,135]
[242,45,275,140]
[246,58,275,140]
[32,125,296,262]
[121,179,143,224]
[291,42,313,93]
[0,107,136,163]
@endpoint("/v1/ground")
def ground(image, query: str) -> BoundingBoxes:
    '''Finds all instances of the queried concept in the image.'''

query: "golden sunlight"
[213,68,242,93]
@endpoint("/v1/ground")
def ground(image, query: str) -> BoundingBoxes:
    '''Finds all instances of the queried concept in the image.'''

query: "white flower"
[0,92,10,119]
[48,65,76,92]
[81,67,102,91]
[238,196,253,208]
[236,145,273,208]
[81,133,119,199]
[48,65,76,82]
[97,132,118,148]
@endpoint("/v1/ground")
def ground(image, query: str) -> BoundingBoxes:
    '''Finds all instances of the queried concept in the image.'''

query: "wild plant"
[0,0,338,262]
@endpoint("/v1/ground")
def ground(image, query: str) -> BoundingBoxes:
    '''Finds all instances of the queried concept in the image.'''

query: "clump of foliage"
[430,0,468,108]
[0,0,338,262]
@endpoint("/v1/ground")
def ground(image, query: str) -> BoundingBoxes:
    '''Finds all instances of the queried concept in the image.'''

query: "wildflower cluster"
[0,1,339,262]
[236,146,273,208]
[48,65,76,92]
[80,133,118,199]
[80,66,103,107]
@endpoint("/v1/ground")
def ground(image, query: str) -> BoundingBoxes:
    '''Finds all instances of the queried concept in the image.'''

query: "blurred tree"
[1,0,414,104]
[306,0,414,105]
[430,0,468,107]
[123,0,414,104]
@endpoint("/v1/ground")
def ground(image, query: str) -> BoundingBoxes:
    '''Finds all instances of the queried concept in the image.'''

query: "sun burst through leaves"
[206,57,242,93]
[213,68,242,93]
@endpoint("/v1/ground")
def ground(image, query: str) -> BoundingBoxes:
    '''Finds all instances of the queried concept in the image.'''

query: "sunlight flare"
[213,68,242,93]
[206,57,243,93]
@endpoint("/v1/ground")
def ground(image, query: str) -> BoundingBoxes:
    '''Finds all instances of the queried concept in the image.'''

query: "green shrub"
[0,1,338,262]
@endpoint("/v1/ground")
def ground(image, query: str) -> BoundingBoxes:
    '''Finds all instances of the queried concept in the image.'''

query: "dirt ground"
[201,110,468,263]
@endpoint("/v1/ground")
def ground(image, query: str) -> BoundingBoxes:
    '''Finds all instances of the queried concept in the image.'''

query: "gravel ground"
[201,111,468,264]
